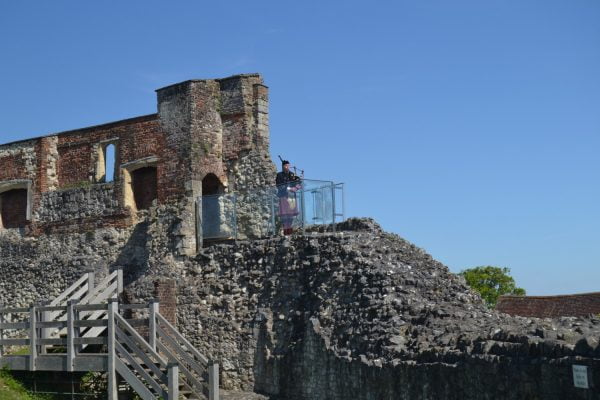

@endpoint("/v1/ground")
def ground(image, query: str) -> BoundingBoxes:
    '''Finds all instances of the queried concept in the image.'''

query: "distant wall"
[497,293,600,318]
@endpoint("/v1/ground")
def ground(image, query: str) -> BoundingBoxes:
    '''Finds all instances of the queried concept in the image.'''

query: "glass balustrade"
[198,179,345,240]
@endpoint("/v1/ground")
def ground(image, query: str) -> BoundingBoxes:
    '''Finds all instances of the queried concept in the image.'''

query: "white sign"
[573,365,589,389]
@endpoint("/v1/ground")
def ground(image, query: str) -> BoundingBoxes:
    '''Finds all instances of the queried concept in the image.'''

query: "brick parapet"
[497,292,600,317]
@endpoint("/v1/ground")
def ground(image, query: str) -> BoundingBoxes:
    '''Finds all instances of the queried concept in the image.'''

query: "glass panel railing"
[235,187,278,239]
[200,193,237,239]
[198,179,344,240]
[334,182,345,223]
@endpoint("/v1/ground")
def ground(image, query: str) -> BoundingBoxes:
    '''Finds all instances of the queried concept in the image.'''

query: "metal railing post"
[29,304,37,371]
[300,185,306,235]
[149,299,159,351]
[168,362,179,400]
[209,360,220,400]
[107,299,118,400]
[331,182,336,232]
[66,299,78,372]
[196,197,203,250]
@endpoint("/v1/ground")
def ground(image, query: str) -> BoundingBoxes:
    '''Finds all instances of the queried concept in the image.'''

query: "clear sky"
[0,1,598,295]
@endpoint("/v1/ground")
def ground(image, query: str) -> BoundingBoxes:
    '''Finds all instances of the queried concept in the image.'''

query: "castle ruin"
[1,74,599,399]
[0,73,274,254]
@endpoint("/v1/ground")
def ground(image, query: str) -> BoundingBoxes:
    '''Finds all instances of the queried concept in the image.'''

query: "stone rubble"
[1,216,599,399]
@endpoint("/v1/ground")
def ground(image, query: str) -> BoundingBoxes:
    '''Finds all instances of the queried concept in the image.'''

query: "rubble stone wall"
[1,217,599,399]
[35,184,121,223]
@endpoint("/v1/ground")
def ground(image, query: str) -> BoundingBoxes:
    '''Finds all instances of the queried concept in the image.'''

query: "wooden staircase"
[0,270,220,400]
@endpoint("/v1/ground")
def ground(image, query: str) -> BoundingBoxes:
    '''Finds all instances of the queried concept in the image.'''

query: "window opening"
[131,166,157,210]
[202,173,224,196]
[0,189,28,229]
[201,174,226,239]
[105,144,116,182]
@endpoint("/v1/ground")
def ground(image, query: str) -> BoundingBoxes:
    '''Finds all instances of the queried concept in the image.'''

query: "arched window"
[95,142,118,183]
[105,144,116,182]
[202,173,224,196]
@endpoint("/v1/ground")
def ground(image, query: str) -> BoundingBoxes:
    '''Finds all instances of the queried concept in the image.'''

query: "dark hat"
[282,160,290,166]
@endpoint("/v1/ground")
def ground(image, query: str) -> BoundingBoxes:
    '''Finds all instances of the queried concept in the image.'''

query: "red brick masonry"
[496,292,600,318]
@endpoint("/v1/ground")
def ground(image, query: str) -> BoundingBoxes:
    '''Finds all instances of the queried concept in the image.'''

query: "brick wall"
[0,74,275,249]
[154,279,177,326]
[496,292,600,317]
[0,115,171,234]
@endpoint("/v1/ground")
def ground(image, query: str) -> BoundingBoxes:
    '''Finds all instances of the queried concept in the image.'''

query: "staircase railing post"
[116,268,123,297]
[29,304,37,371]
[66,299,78,372]
[149,299,159,351]
[107,299,118,400]
[39,299,49,355]
[0,304,4,358]
[209,360,220,400]
[167,362,179,400]
[86,269,95,296]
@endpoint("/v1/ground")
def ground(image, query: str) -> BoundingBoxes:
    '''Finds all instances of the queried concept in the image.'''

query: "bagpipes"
[278,155,304,180]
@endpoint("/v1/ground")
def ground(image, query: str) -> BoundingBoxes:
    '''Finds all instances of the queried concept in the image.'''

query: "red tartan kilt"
[279,196,299,216]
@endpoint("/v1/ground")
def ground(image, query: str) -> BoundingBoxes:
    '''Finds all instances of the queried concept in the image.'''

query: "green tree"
[459,266,526,308]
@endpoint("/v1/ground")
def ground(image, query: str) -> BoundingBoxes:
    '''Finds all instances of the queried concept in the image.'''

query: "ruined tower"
[0,74,275,255]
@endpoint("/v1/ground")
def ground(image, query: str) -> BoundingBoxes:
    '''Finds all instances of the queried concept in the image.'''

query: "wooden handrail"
[1,296,218,400]
[0,307,29,313]
[156,313,209,365]
[115,341,167,398]
[115,327,167,383]
[155,312,220,400]
[114,313,168,367]
[157,340,207,394]
[157,325,206,377]
[50,274,88,306]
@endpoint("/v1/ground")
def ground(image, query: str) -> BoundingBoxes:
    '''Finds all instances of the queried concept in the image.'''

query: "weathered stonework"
[0,74,276,253]
[1,74,599,399]
[1,216,599,399]
[35,184,121,223]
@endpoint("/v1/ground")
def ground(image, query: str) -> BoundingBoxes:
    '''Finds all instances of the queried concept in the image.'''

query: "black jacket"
[276,171,301,197]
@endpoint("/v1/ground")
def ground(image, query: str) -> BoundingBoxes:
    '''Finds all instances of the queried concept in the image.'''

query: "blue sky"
[0,1,598,295]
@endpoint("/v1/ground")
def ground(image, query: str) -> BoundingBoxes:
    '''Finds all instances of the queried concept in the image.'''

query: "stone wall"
[0,140,37,182]
[0,73,276,251]
[1,216,598,399]
[35,184,121,223]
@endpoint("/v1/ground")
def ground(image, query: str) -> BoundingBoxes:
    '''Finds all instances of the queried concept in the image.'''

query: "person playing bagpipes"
[275,159,302,235]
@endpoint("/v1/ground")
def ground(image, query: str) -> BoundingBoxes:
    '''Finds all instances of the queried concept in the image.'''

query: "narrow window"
[105,144,116,182]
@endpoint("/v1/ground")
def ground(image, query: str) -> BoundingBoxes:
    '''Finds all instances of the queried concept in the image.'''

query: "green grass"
[0,368,54,400]
[5,347,29,356]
